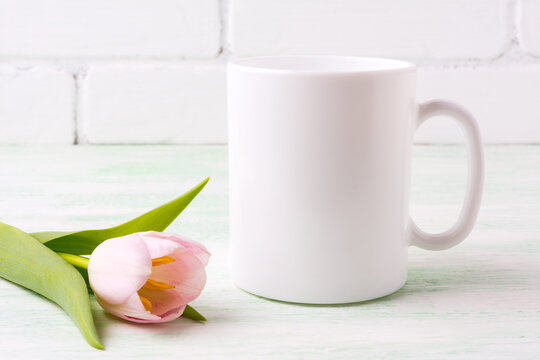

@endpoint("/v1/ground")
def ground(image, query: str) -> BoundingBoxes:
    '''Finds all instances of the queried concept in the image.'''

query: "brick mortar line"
[74,70,89,145]
[71,74,79,145]
[217,0,231,59]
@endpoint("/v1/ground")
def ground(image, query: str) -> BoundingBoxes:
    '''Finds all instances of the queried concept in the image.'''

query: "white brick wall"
[0,0,538,144]
[83,64,226,144]
[417,66,540,144]
[230,0,509,59]
[0,67,74,144]
[0,0,221,57]
[521,0,540,56]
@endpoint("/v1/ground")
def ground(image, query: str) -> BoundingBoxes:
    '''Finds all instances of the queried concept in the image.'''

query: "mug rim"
[228,55,416,75]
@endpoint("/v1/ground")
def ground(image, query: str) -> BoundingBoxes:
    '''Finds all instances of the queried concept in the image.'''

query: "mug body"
[228,56,417,304]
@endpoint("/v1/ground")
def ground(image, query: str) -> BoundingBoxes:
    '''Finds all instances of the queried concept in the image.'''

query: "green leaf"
[31,177,209,255]
[75,266,92,293]
[0,222,102,349]
[182,304,207,322]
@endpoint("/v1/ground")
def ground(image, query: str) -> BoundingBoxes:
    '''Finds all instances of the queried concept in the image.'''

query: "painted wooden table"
[0,145,538,359]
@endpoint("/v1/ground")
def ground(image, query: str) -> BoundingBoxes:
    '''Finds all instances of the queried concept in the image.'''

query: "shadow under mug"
[227,56,484,304]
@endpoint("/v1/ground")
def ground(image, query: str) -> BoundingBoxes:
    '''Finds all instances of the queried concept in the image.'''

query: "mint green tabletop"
[0,145,538,359]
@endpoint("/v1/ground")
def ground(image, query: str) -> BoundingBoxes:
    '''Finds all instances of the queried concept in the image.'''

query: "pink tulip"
[88,231,210,323]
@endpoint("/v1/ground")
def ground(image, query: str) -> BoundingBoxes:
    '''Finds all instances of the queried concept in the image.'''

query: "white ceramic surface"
[227,56,484,304]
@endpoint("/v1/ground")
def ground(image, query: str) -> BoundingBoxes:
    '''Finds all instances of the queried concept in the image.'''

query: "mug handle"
[410,100,484,250]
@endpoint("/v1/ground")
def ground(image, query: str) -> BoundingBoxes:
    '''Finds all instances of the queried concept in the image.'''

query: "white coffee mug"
[227,56,484,304]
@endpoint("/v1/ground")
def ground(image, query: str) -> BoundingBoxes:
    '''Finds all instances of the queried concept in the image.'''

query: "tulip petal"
[172,237,211,267]
[149,247,207,304]
[139,235,181,259]
[137,287,189,320]
[88,236,152,304]
[157,305,187,323]
[141,231,211,266]
[87,231,209,324]
[96,292,161,322]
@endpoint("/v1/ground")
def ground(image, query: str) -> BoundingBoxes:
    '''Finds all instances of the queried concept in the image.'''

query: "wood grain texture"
[0,145,538,359]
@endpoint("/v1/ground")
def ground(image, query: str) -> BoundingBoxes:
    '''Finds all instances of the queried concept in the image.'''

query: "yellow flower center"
[138,255,176,312]
[143,278,176,290]
[151,255,176,266]
[139,295,153,311]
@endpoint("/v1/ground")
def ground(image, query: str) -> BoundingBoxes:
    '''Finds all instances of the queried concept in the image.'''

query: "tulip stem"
[57,252,89,269]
